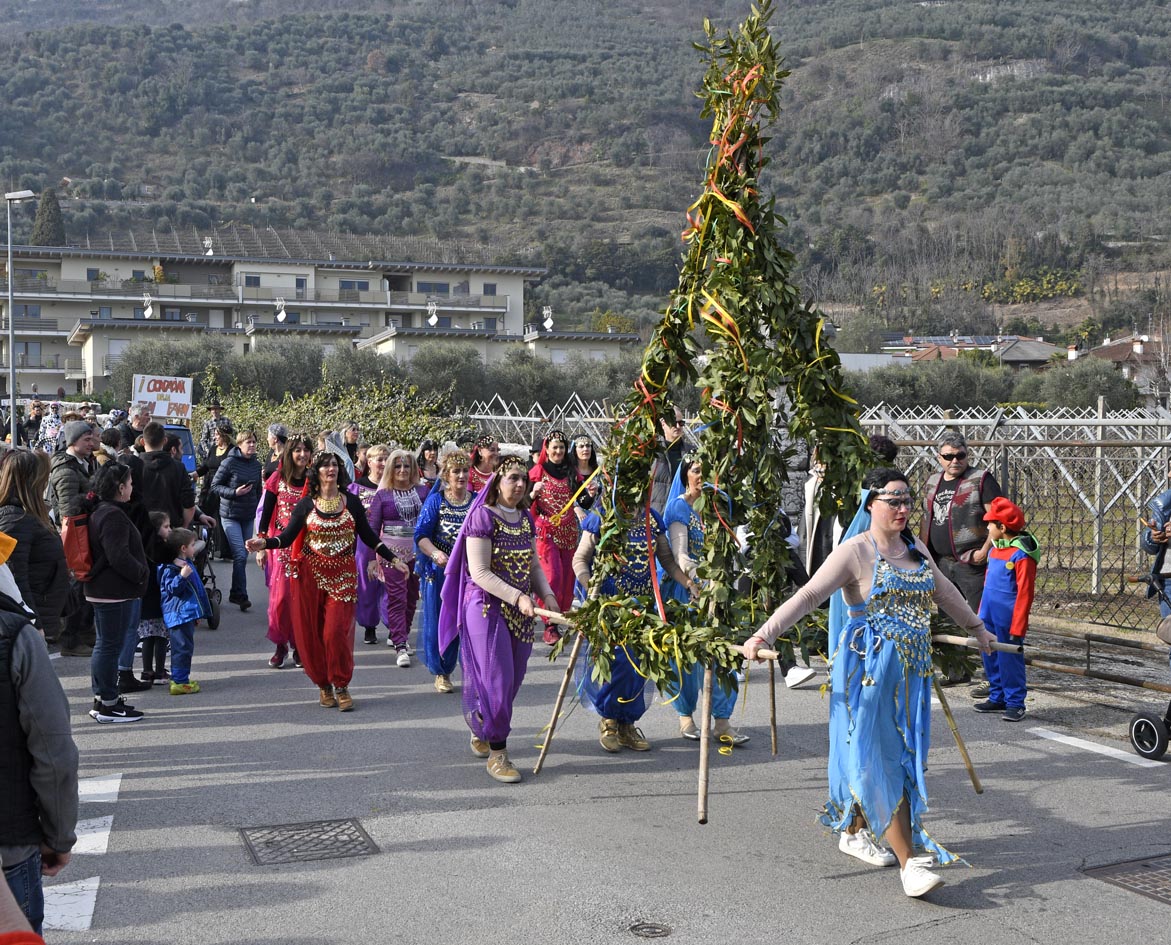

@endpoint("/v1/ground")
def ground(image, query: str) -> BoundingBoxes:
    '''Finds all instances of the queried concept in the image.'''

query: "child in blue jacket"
[158,528,212,696]
[974,497,1040,721]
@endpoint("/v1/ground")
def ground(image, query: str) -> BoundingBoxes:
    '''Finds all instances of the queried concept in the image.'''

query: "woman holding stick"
[438,455,560,783]
[744,467,995,898]
[572,494,694,753]
[246,451,408,712]
[660,454,749,745]
[528,430,580,644]
[415,451,476,693]
[349,444,389,646]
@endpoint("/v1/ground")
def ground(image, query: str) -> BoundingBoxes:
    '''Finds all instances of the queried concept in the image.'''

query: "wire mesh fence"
[465,397,1171,631]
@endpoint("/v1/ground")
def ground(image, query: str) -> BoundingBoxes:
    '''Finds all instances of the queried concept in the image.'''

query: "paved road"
[42,572,1171,944]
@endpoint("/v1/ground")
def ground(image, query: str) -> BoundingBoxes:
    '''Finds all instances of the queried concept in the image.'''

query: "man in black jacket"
[0,591,78,934]
[139,422,195,528]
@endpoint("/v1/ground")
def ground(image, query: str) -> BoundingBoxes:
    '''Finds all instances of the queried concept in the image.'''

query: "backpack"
[60,512,93,581]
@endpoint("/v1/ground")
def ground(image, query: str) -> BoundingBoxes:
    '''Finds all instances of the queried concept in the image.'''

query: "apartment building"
[1,223,640,398]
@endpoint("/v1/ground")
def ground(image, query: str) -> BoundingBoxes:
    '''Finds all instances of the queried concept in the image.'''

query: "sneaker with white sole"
[93,697,144,723]
[785,665,817,688]
[839,829,898,867]
[900,856,944,897]
[470,734,490,758]
[395,646,411,668]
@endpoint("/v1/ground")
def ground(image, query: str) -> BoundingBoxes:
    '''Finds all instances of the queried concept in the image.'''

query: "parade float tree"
[562,0,871,710]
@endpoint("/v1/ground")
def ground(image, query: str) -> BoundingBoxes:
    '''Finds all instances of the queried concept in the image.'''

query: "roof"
[910,344,958,362]
[1088,335,1165,364]
[992,339,1062,362]
[15,223,546,277]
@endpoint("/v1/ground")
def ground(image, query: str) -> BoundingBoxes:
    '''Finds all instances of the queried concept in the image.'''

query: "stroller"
[194,523,223,630]
[1127,574,1171,759]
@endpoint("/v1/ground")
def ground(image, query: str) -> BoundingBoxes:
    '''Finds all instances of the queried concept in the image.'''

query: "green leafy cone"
[561,0,870,695]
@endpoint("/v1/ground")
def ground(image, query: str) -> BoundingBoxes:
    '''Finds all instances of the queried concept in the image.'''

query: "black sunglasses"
[940,451,967,462]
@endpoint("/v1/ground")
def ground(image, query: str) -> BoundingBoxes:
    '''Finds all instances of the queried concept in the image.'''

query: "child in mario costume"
[973,497,1040,721]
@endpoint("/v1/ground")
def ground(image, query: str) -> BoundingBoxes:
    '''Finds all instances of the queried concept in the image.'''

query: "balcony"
[0,317,61,333]
[0,354,67,372]
[2,277,237,301]
[103,356,122,375]
[387,291,507,312]
[64,358,86,379]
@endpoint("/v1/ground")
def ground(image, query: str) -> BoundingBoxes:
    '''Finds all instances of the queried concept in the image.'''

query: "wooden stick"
[532,633,585,775]
[932,676,983,795]
[698,665,714,825]
[733,643,780,660]
[534,606,572,627]
[932,633,1022,654]
[768,659,777,756]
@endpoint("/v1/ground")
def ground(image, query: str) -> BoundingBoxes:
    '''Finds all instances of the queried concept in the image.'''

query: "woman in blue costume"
[571,493,695,753]
[659,454,749,745]
[414,450,476,694]
[745,468,994,898]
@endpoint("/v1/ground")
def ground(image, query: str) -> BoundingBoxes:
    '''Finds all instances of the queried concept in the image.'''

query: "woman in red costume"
[527,430,579,644]
[247,451,407,711]
[256,433,314,669]
[469,434,499,494]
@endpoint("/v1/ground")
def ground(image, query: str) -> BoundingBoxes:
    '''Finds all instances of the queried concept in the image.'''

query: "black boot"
[119,669,152,694]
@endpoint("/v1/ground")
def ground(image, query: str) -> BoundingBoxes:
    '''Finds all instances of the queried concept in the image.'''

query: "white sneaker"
[396,647,411,668]
[785,665,817,688]
[900,856,944,897]
[839,829,898,867]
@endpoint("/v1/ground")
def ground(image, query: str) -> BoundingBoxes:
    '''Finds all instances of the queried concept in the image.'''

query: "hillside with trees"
[1,0,1169,341]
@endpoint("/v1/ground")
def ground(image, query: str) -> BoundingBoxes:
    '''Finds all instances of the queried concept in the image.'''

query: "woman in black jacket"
[85,463,150,723]
[0,451,69,645]
[197,420,234,559]
[211,429,263,610]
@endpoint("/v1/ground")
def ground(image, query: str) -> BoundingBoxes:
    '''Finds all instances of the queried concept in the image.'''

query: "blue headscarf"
[437,473,496,653]
[827,488,872,660]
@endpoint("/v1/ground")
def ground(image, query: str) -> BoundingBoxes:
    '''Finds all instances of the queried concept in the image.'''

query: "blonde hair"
[365,444,390,464]
[379,449,418,489]
[236,429,257,446]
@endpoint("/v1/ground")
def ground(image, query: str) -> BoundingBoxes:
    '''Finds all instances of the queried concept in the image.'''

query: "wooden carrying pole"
[697,666,714,825]
[932,677,983,794]
[532,632,583,775]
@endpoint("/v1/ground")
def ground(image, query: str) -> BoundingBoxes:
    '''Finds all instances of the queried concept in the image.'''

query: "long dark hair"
[306,450,351,497]
[88,462,131,505]
[279,434,315,486]
[571,433,598,475]
[0,450,51,525]
[862,466,921,561]
[416,438,439,469]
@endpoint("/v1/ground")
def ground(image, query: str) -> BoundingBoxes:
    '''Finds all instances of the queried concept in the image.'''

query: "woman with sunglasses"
[415,451,476,693]
[368,450,430,666]
[468,435,499,494]
[247,452,407,711]
[348,444,390,646]
[528,430,580,644]
[744,467,995,898]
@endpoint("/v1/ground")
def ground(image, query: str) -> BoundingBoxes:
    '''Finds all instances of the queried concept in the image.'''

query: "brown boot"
[486,750,521,783]
[599,718,621,753]
[617,723,651,751]
[335,687,353,712]
[318,686,337,708]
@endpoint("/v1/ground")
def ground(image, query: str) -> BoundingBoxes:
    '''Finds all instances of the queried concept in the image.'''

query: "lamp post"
[5,189,35,446]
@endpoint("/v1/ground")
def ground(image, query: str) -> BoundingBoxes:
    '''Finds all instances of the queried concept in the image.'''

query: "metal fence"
[466,397,1171,630]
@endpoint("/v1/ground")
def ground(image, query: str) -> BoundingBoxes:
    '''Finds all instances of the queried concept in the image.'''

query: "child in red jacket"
[974,497,1040,721]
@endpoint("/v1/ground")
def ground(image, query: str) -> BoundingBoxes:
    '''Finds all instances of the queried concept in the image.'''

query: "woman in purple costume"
[439,455,560,783]
[349,444,389,646]
[369,449,430,666]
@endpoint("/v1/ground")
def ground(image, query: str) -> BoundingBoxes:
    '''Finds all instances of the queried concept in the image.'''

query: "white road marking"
[78,773,122,803]
[1030,727,1163,768]
[42,877,100,932]
[73,815,114,855]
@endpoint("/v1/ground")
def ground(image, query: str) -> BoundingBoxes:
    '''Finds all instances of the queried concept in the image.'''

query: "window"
[435,316,452,329]
[163,307,182,321]
[338,279,370,291]
[244,274,261,288]
[98,306,112,319]
[483,283,497,296]
[131,270,146,282]
[416,281,450,296]
[14,304,40,318]
[483,316,497,331]
[295,277,307,300]
[14,268,46,281]
[281,311,301,324]
[86,268,100,282]
[133,307,144,320]
[453,280,470,296]
[15,342,41,366]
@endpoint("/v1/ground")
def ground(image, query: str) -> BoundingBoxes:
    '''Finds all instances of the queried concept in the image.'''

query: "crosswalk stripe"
[73,815,114,856]
[1030,727,1163,768]
[42,877,101,932]
[78,774,122,803]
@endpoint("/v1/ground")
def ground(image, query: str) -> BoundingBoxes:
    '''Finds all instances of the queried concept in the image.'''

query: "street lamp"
[5,189,35,446]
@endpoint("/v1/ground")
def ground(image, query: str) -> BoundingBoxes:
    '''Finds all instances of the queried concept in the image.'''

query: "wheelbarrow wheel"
[1128,711,1169,760]
[206,589,222,631]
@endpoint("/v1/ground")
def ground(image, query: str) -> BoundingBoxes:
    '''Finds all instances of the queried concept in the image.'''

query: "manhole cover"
[629,922,671,939]
[1085,854,1171,905]
[240,818,379,866]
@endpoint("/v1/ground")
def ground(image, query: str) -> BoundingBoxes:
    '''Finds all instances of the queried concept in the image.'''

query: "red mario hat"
[983,496,1026,532]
